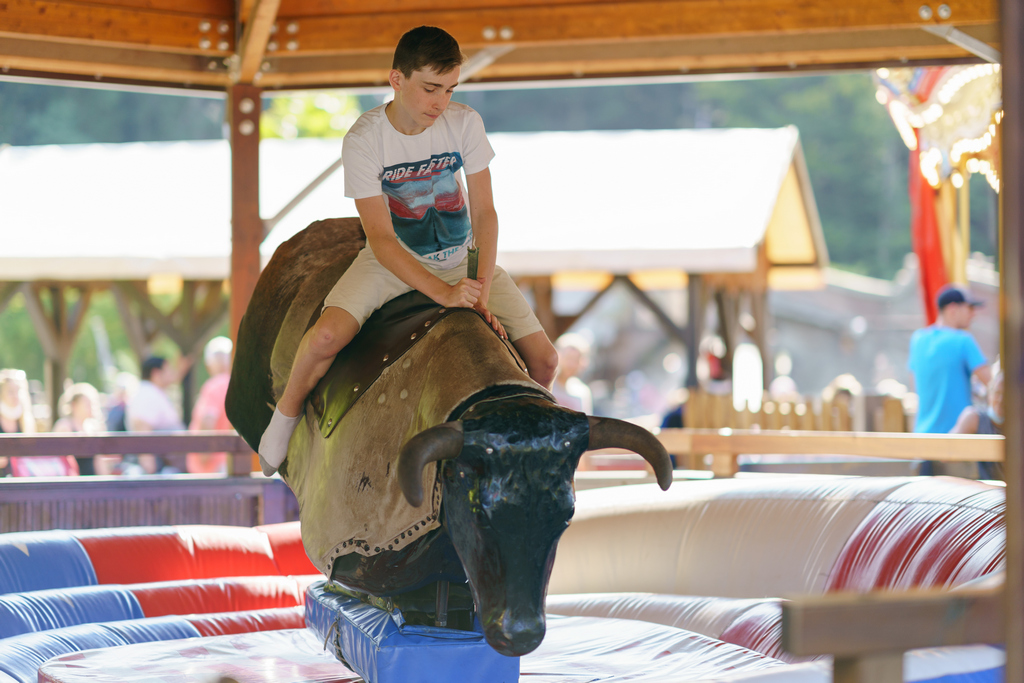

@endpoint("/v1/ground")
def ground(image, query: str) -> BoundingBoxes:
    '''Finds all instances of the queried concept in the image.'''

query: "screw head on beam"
[218,21,230,34]
[482,26,497,40]
[267,41,279,52]
[937,3,952,19]
[286,22,299,34]
[199,38,212,49]
[918,5,933,19]
[239,97,255,114]
[217,41,229,51]
[239,120,256,136]
[499,26,514,40]
[199,20,211,32]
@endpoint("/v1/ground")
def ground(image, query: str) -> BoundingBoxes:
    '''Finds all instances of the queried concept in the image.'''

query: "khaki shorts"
[323,247,544,342]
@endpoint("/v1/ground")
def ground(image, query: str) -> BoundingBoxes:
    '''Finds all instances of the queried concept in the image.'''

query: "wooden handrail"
[655,428,1004,477]
[782,586,1004,683]
[0,431,251,456]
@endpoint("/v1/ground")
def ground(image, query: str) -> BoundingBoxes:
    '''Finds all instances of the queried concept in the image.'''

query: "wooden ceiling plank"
[2,0,236,54]
[64,0,234,16]
[256,24,992,87]
[278,0,669,18]
[265,0,997,56]
[0,37,229,85]
[237,0,282,82]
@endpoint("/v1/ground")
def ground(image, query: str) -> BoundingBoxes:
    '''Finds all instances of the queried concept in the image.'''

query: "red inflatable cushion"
[257,522,319,576]
[130,576,305,617]
[825,478,1005,592]
[76,526,280,584]
[187,606,305,637]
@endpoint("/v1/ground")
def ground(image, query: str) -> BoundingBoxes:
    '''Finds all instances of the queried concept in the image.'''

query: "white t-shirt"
[126,381,184,431]
[342,101,495,269]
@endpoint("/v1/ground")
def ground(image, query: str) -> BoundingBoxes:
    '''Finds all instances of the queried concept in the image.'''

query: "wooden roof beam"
[264,0,997,56]
[235,0,281,83]
[1,0,235,54]
[0,36,229,85]
[254,25,997,88]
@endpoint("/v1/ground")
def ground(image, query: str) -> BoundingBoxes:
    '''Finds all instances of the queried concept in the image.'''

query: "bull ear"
[586,416,673,490]
[398,422,465,507]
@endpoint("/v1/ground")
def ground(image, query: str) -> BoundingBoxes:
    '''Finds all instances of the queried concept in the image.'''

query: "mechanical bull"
[226,218,672,656]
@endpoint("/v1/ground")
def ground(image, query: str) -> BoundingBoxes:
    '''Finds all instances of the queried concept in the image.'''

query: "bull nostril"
[486,619,545,657]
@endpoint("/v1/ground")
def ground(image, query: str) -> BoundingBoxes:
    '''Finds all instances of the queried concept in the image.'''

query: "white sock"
[258,407,301,472]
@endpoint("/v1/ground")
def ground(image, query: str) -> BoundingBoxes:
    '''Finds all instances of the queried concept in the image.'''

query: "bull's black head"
[398,394,672,657]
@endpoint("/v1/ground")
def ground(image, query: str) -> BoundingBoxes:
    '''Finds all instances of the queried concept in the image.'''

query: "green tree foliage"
[260,91,360,139]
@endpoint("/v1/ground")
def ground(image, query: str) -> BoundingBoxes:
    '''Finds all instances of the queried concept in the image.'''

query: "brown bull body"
[227,218,671,656]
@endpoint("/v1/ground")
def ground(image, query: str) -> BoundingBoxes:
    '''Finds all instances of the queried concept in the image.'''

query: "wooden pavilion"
[1,0,1022,678]
[0,126,825,407]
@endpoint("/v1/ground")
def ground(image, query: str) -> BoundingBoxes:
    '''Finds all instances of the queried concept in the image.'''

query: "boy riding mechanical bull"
[228,26,672,657]
[257,26,559,470]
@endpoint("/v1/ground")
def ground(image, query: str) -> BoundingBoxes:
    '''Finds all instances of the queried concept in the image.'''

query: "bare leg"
[512,331,559,390]
[259,307,359,470]
[278,307,361,416]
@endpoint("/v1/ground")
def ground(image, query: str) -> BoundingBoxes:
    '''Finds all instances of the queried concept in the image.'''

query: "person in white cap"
[187,336,234,474]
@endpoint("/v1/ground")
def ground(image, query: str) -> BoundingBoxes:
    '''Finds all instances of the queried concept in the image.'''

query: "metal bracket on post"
[921,25,1001,63]
[262,156,345,239]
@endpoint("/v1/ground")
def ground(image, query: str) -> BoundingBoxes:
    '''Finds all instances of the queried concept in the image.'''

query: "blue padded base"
[0,532,96,595]
[0,616,199,683]
[305,581,519,683]
[0,585,143,638]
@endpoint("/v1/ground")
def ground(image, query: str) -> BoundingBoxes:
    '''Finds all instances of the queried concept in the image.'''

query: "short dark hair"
[141,356,166,381]
[392,26,464,78]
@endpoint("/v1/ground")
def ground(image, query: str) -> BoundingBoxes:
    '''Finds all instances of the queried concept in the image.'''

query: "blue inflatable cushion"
[0,585,143,638]
[0,531,97,595]
[0,616,199,683]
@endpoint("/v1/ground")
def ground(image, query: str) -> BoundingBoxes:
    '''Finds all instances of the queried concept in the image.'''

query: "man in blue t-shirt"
[909,285,991,473]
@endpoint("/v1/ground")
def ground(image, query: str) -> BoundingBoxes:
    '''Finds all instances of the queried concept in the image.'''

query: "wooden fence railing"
[684,389,911,432]
[1,429,1003,527]
[659,428,1005,477]
[0,431,301,532]
[783,585,1003,683]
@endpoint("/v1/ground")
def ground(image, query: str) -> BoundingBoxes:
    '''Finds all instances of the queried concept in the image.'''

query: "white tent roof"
[0,127,824,281]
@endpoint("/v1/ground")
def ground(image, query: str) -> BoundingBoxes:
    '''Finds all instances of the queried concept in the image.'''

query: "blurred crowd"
[0,336,235,478]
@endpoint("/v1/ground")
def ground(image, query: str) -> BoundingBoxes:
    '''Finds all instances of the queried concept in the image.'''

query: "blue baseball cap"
[937,285,984,309]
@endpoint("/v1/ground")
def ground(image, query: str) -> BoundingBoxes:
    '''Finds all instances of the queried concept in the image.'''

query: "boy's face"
[390,65,460,131]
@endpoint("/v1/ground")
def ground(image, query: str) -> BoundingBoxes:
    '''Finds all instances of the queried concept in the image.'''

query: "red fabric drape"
[909,134,948,324]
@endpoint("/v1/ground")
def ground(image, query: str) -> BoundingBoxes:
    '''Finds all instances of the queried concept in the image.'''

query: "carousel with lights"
[874,63,1002,318]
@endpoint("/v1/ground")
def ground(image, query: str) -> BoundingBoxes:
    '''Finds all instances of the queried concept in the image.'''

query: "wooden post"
[529,276,559,338]
[710,452,738,478]
[20,283,94,422]
[685,274,704,388]
[750,289,772,389]
[1001,0,1024,673]
[0,282,19,316]
[229,84,263,342]
[834,654,902,683]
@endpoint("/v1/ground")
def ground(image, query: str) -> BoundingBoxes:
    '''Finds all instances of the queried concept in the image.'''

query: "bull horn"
[398,422,465,507]
[587,416,673,491]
